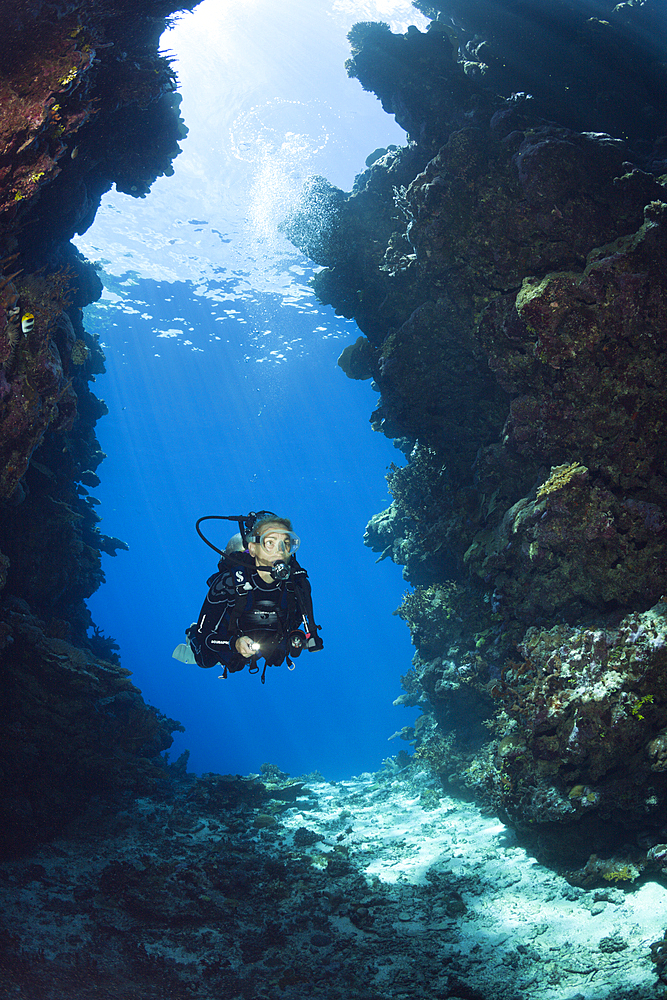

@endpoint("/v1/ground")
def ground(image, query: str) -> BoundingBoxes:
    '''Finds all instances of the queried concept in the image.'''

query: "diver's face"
[249,524,293,566]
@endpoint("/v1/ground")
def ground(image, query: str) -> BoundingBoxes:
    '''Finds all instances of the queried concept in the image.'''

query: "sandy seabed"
[1,766,665,1000]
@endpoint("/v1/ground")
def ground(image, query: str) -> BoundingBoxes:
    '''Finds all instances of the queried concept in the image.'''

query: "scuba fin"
[172,642,196,664]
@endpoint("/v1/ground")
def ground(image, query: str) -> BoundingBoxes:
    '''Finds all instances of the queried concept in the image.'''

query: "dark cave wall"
[412,0,667,149]
[0,0,196,856]
[288,1,667,859]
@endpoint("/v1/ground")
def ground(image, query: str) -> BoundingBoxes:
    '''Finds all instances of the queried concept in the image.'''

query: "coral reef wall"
[286,2,667,861]
[0,0,196,857]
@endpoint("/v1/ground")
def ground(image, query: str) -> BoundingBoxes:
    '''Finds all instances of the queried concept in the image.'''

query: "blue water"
[77,0,428,779]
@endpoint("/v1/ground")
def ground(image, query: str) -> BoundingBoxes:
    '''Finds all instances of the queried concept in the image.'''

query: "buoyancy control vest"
[208,549,320,682]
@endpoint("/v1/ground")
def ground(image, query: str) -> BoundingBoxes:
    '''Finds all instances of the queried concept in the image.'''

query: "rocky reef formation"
[0,0,196,856]
[286,2,667,860]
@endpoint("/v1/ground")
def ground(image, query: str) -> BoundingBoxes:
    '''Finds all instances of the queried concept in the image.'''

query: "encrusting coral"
[288,1,667,855]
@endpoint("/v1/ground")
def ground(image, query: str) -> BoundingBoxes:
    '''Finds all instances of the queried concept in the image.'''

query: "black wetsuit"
[188,550,319,673]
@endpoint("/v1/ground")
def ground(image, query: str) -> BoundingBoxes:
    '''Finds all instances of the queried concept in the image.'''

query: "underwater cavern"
[1,0,667,997]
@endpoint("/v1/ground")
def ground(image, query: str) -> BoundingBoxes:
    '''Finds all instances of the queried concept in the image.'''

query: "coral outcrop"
[479,602,667,853]
[288,2,667,854]
[0,599,181,856]
[0,0,197,856]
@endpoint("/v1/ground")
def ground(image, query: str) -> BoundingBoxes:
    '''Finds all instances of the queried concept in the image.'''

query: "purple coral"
[622,498,665,533]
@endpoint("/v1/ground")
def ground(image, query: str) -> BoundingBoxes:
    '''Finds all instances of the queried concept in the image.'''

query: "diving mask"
[253,530,300,556]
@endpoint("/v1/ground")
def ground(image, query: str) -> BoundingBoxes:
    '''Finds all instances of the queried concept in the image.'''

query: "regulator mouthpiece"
[267,560,291,582]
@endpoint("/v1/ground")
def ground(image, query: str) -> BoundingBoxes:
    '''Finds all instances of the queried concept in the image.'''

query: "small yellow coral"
[602,864,637,882]
[59,67,78,88]
[71,339,89,365]
[536,462,587,500]
[631,694,654,720]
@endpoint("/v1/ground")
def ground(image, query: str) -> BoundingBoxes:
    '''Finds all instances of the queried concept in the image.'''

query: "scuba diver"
[173,511,323,683]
